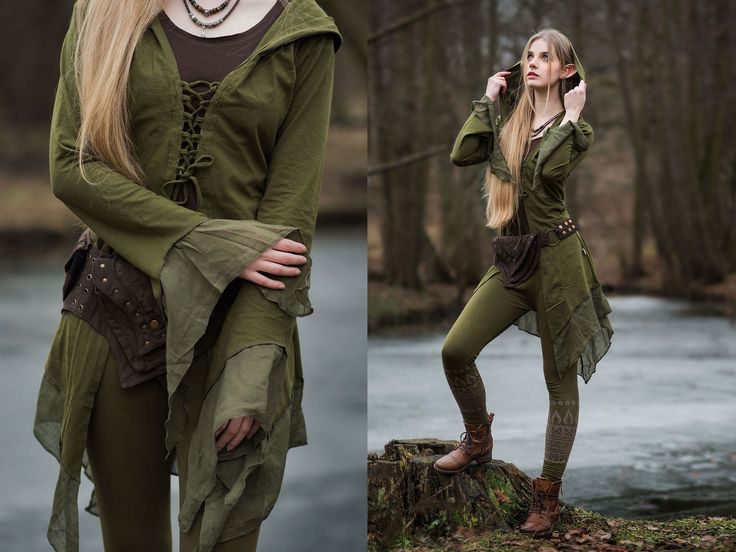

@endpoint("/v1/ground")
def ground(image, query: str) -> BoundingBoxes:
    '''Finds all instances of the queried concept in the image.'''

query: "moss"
[371,486,389,513]
[485,470,527,525]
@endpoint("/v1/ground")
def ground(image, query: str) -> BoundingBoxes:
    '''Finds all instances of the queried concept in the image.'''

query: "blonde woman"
[433,29,613,537]
[32,0,341,550]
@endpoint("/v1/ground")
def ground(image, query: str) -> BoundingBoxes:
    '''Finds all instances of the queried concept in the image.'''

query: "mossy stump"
[368,439,539,547]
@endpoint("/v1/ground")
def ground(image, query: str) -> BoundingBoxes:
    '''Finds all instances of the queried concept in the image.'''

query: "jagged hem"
[513,284,614,382]
[159,218,309,453]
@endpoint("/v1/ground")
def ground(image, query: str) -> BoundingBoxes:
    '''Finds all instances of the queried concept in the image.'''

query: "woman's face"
[524,37,573,91]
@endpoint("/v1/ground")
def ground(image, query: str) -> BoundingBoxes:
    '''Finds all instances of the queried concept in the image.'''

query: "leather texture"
[61,228,167,388]
[433,412,495,474]
[519,476,563,537]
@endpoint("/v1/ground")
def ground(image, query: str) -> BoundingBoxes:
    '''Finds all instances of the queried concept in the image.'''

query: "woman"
[433,29,613,538]
[32,0,341,550]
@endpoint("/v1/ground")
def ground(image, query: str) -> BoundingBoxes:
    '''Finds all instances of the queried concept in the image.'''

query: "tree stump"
[368,439,538,547]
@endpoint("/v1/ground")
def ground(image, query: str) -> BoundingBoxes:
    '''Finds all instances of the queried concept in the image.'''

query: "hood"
[497,43,585,122]
[255,0,342,55]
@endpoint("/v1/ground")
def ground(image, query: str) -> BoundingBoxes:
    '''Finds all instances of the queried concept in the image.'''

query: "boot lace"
[456,430,474,454]
[528,490,547,514]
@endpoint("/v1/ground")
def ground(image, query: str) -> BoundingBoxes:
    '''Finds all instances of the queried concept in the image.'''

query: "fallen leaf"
[493,489,512,503]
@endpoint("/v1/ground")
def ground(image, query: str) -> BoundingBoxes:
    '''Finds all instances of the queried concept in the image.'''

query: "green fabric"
[449,51,613,384]
[33,1,341,551]
[441,267,580,481]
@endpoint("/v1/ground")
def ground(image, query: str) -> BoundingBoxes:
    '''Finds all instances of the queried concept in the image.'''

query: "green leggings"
[441,266,579,482]
[86,347,260,551]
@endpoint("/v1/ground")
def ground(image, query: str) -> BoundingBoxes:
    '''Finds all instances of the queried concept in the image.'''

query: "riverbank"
[369,277,736,335]
[368,440,736,552]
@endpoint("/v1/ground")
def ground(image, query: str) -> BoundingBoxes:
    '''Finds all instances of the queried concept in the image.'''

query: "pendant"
[200,25,206,38]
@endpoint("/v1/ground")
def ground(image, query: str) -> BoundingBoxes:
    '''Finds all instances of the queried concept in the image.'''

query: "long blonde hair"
[73,0,166,186]
[483,29,577,229]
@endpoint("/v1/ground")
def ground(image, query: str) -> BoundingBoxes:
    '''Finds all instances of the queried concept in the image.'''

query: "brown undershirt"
[157,1,284,82]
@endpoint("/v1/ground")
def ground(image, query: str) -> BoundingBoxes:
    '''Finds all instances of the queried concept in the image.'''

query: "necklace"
[530,110,563,138]
[186,0,232,16]
[182,0,242,37]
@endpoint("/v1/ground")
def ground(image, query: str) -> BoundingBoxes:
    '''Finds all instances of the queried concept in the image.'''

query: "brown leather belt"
[61,229,167,388]
[536,217,578,247]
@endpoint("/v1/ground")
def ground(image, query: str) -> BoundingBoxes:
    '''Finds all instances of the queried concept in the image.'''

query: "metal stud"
[562,230,567,234]
[144,340,151,346]
[84,288,88,293]
[99,263,106,269]
[125,301,131,307]
[113,288,119,294]
[86,274,92,280]
[101,277,108,283]
[558,224,563,229]
[78,304,84,310]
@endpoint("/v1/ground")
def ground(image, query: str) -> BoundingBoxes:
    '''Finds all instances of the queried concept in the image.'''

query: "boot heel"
[475,452,492,464]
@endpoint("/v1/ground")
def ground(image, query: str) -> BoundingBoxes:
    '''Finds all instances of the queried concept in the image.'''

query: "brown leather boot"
[433,413,494,474]
[518,476,562,537]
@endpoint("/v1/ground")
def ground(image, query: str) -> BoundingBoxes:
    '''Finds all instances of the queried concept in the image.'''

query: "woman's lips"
[528,73,538,78]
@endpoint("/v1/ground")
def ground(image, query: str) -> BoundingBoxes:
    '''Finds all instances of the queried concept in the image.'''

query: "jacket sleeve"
[49,2,209,280]
[540,118,594,182]
[256,34,337,253]
[450,95,497,166]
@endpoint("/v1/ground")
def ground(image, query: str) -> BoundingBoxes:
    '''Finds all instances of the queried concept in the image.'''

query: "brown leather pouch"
[491,233,541,288]
[61,229,167,388]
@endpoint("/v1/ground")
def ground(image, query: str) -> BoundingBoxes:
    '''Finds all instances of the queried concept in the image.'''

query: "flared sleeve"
[450,95,498,167]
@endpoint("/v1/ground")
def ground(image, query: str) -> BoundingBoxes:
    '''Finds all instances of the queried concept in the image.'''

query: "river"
[0,227,366,551]
[369,295,736,519]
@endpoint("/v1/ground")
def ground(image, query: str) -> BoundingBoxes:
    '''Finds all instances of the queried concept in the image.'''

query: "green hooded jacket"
[449,46,613,383]
[32,1,342,550]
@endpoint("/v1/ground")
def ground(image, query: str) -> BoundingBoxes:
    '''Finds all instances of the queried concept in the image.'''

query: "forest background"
[368,0,736,331]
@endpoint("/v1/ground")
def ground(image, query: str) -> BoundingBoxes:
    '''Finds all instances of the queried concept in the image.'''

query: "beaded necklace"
[182,0,242,37]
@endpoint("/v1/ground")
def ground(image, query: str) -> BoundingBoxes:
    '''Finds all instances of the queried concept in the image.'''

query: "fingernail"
[280,283,286,288]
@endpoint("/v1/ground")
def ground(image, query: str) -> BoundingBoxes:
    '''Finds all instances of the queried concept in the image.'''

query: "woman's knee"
[543,364,579,401]
[441,336,473,371]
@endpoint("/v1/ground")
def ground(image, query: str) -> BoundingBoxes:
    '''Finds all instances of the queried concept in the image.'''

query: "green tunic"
[449,47,613,383]
[32,1,342,550]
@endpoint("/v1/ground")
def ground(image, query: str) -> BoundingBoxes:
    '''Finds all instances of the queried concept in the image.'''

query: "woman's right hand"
[485,71,512,102]
[239,237,307,290]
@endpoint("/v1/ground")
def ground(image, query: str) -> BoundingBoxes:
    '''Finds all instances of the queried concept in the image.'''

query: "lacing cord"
[162,80,221,207]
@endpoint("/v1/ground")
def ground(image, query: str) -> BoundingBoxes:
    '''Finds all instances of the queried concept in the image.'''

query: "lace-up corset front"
[157,1,284,210]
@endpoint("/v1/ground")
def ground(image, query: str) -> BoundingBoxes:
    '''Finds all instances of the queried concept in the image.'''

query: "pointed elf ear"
[562,64,577,79]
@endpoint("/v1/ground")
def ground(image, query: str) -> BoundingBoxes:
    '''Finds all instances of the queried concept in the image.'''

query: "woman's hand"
[239,237,307,290]
[562,79,586,120]
[215,416,261,452]
[485,71,512,102]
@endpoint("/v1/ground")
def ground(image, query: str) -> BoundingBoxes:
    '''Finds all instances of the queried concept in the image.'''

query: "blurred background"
[368,0,736,525]
[0,1,366,550]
